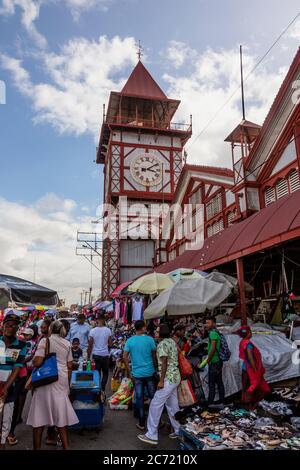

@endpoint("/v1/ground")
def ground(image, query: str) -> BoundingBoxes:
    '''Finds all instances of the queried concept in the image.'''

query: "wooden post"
[236,257,247,324]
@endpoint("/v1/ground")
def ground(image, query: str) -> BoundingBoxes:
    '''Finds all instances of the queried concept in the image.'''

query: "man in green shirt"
[205,315,225,407]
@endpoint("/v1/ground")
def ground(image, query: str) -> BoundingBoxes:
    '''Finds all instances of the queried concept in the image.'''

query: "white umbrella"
[144,278,233,319]
[205,271,253,292]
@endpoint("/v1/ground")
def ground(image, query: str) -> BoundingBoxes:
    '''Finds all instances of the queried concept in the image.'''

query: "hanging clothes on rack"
[120,299,127,324]
[132,296,144,321]
[126,298,132,324]
[114,298,121,321]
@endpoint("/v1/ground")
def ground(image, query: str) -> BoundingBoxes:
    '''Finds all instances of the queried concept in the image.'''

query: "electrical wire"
[186,11,300,151]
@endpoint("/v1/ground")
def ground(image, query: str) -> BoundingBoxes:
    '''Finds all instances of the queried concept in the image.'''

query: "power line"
[186,11,300,151]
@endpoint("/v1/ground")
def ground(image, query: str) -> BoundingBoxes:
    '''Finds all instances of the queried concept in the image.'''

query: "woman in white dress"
[27,320,78,449]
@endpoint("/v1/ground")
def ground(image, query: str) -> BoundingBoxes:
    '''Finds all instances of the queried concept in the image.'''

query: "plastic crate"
[70,402,104,430]
[71,371,100,392]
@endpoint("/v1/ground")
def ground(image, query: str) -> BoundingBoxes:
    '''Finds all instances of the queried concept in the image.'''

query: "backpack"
[218,331,231,362]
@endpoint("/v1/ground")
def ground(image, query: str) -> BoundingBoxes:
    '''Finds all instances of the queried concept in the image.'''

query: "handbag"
[31,338,58,388]
[177,379,197,407]
[176,345,193,378]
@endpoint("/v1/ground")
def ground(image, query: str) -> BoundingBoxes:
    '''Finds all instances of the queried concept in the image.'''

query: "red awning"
[111,281,132,298]
[155,190,300,273]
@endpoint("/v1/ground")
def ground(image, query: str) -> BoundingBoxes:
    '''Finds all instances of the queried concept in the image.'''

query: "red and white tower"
[97,60,192,298]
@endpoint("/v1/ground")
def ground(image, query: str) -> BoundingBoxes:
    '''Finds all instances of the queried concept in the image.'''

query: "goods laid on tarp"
[0,274,59,307]
[109,378,133,410]
[177,404,300,450]
[144,278,232,319]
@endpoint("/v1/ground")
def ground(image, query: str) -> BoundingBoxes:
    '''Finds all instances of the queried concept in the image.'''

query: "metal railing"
[106,116,192,132]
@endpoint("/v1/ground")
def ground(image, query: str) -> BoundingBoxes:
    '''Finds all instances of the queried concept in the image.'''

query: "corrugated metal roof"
[155,250,199,274]
[155,189,300,273]
[121,61,168,100]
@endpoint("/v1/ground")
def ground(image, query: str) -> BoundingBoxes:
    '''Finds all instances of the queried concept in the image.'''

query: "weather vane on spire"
[137,40,143,61]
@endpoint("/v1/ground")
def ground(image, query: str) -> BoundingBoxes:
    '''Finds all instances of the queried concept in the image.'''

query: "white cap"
[23,328,34,336]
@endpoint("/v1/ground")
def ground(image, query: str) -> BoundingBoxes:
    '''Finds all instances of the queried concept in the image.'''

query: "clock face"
[130,154,163,187]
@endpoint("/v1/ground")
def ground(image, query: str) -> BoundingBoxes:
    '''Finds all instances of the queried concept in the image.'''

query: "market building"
[155,47,300,324]
[97,48,300,306]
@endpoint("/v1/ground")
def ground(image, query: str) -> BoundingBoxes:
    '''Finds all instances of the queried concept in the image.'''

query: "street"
[8,395,178,451]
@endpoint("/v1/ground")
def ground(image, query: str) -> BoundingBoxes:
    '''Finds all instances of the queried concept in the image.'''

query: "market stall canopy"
[144,277,232,319]
[127,272,175,295]
[205,270,254,293]
[0,274,59,307]
[93,300,114,312]
[167,268,207,282]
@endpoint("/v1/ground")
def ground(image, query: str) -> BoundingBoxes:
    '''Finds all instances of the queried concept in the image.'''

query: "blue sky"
[0,0,299,303]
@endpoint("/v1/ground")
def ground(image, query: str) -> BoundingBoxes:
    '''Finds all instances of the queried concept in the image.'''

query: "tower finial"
[137,40,143,61]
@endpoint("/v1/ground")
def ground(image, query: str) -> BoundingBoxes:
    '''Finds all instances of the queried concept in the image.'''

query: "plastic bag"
[178,379,197,407]
[109,378,133,405]
[177,348,193,378]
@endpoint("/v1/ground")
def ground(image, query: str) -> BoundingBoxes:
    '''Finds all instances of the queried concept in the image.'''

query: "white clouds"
[1,35,136,137]
[1,39,291,168]
[164,45,287,167]
[0,0,47,48]
[0,0,113,47]
[0,193,100,304]
[65,0,112,20]
[287,19,300,41]
[165,40,197,69]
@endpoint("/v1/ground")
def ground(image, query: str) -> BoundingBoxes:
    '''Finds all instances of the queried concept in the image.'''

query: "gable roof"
[121,60,168,100]
[245,47,300,171]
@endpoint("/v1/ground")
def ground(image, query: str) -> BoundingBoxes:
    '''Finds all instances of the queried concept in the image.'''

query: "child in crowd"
[71,337,83,363]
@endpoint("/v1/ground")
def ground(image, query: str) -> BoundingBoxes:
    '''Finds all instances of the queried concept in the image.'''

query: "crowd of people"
[0,306,271,450]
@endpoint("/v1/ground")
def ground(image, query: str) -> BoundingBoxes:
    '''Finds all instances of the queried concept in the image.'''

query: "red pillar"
[236,257,247,324]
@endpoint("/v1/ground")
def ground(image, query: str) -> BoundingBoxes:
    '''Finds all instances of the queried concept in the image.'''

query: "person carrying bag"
[31,338,58,388]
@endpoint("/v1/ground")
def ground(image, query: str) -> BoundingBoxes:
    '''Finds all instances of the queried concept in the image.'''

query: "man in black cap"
[0,313,26,448]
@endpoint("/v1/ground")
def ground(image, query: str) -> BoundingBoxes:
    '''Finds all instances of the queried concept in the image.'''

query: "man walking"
[0,313,26,449]
[67,313,90,351]
[138,323,181,445]
[87,314,112,393]
[124,320,157,431]
[205,315,225,408]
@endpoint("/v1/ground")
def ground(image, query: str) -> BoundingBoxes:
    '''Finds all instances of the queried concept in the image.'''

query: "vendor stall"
[0,274,59,308]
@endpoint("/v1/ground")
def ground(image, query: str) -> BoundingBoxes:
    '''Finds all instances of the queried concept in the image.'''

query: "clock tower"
[97,60,192,298]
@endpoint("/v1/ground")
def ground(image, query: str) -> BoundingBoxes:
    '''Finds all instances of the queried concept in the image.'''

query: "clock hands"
[141,167,159,173]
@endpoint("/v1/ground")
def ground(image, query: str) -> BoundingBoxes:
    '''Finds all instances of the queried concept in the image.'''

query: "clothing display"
[132,298,144,321]
[114,299,120,321]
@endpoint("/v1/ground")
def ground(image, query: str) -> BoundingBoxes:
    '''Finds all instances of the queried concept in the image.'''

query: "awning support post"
[236,257,247,325]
